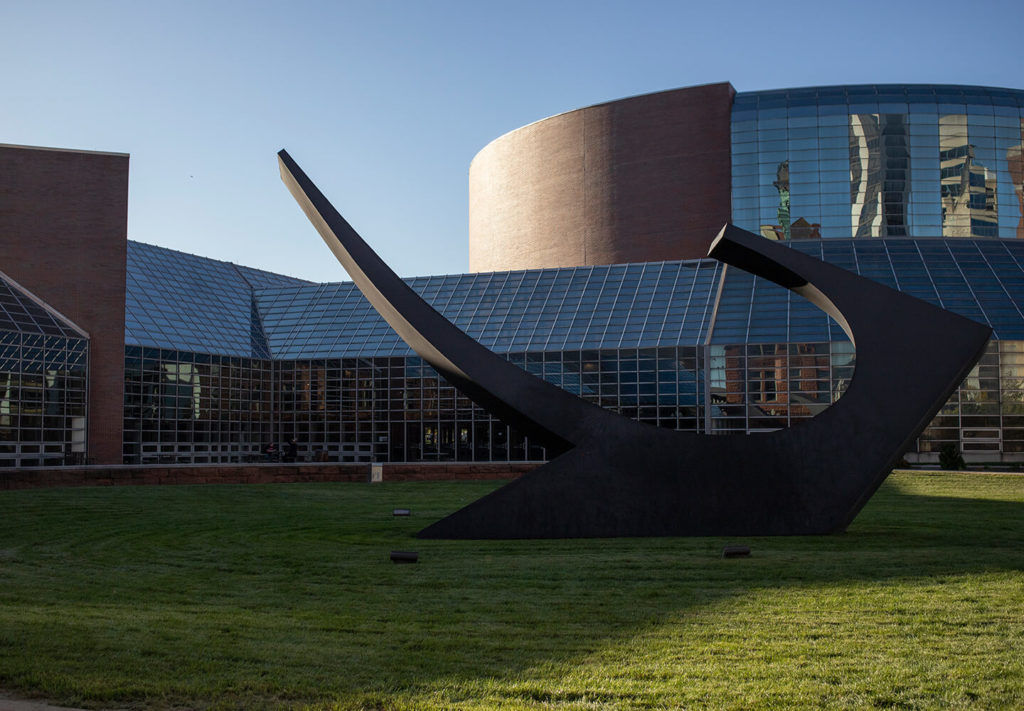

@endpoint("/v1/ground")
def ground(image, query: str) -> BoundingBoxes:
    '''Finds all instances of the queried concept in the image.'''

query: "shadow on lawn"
[308,481,1024,707]
[2,478,1022,709]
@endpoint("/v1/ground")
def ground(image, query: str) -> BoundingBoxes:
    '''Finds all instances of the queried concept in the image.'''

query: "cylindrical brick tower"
[469,82,735,272]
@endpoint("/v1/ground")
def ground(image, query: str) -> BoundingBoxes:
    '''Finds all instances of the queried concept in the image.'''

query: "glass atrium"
[125,236,1024,465]
[0,273,88,467]
[119,84,1024,466]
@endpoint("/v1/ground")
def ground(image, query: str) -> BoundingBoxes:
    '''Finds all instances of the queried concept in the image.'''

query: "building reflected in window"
[849,114,910,237]
[940,114,998,237]
[732,85,1024,241]
[1008,120,1024,238]
[760,160,822,241]
[771,161,791,240]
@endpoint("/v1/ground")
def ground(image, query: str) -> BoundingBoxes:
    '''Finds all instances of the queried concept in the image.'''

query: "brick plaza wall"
[0,462,542,490]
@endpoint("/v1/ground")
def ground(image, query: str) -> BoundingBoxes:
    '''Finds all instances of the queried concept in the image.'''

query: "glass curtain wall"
[122,346,272,463]
[0,332,87,467]
[123,346,709,464]
[703,338,1024,460]
[918,340,1024,456]
[111,338,1024,466]
[0,272,89,468]
[707,342,852,433]
[732,85,1024,241]
[121,338,1024,465]
[267,347,706,463]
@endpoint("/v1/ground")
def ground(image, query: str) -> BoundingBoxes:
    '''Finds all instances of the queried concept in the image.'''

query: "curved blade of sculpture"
[278,149,992,538]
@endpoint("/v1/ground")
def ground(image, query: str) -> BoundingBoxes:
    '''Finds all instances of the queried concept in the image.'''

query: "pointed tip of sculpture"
[707,223,732,257]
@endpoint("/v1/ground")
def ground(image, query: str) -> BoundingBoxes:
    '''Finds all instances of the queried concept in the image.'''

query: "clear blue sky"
[3,0,1023,281]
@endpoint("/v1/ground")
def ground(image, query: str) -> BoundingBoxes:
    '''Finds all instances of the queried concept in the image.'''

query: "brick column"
[0,144,128,464]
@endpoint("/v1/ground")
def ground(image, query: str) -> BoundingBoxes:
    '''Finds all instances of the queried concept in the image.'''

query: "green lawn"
[0,471,1022,710]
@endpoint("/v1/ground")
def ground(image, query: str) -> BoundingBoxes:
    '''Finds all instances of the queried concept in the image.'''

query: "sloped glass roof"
[256,260,724,358]
[126,238,1024,360]
[711,239,1024,344]
[125,241,310,357]
[0,272,85,338]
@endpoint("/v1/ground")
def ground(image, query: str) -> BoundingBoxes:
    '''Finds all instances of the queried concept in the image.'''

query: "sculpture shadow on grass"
[278,149,992,538]
[318,480,1024,705]
[2,478,1021,709]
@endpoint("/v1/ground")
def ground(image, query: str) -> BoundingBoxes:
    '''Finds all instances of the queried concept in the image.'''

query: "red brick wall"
[0,462,541,490]
[0,145,129,464]
[469,83,735,271]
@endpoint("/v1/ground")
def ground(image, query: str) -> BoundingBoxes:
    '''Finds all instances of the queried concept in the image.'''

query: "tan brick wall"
[0,144,129,464]
[469,83,735,271]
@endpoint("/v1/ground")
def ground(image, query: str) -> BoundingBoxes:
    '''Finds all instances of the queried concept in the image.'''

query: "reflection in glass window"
[1008,119,1024,238]
[732,85,1024,241]
[849,114,910,238]
[940,114,998,237]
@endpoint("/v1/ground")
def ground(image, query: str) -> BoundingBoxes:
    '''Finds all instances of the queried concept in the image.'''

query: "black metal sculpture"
[278,149,992,538]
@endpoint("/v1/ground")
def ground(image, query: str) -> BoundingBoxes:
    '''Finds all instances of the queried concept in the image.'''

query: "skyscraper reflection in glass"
[732,85,1024,241]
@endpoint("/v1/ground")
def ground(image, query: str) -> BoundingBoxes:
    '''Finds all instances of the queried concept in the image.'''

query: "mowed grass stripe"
[0,472,1021,710]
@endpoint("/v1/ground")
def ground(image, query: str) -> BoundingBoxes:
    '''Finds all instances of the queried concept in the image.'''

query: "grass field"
[0,471,1022,710]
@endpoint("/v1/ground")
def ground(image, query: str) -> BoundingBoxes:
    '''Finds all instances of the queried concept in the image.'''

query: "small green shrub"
[939,442,966,470]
